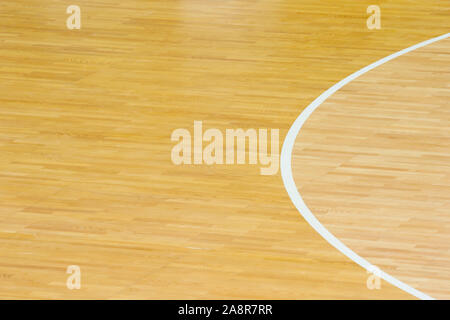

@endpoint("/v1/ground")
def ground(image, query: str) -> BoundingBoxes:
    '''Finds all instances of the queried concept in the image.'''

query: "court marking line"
[281,32,449,300]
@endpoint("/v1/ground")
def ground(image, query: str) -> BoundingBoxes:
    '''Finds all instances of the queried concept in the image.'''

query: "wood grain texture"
[0,0,448,299]
[292,38,450,299]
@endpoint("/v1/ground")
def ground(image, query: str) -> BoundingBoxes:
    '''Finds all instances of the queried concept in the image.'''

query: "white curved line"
[281,33,449,300]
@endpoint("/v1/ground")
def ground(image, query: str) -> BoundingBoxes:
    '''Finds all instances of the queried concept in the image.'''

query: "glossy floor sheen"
[292,38,450,300]
[0,0,448,299]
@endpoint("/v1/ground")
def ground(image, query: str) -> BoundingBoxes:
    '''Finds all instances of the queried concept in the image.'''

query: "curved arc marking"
[281,33,449,300]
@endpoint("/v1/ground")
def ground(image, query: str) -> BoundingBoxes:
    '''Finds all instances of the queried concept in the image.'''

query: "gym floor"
[0,0,448,299]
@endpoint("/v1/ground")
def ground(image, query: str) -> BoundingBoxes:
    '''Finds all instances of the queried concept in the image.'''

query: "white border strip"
[281,33,449,300]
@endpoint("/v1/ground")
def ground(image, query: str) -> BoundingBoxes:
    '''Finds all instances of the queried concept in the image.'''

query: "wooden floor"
[0,0,448,299]
[292,38,450,299]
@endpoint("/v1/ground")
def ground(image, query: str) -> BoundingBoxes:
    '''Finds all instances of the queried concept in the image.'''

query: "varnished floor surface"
[292,38,450,299]
[0,0,448,299]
